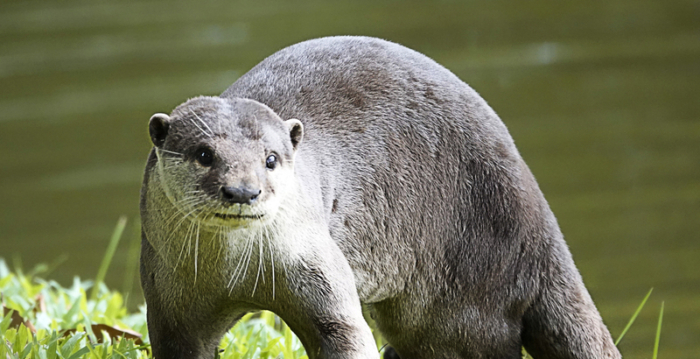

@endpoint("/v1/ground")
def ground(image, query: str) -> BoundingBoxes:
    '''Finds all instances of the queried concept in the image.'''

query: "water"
[1,0,698,357]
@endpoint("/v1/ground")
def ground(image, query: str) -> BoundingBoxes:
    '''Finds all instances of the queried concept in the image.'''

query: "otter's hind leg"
[521,244,620,359]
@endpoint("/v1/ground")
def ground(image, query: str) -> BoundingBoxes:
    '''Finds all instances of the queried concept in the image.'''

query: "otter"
[140,36,621,359]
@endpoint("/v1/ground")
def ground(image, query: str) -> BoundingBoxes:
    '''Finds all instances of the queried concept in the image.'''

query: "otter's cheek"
[192,167,222,201]
[163,166,204,208]
[263,169,297,214]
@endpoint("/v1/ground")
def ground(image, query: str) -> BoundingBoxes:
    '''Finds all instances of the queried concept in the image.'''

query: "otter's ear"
[149,113,170,148]
[285,119,303,151]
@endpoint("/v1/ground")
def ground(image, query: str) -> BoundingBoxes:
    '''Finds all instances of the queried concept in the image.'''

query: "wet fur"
[140,36,621,358]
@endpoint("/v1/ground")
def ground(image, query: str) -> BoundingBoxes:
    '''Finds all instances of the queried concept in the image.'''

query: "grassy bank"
[0,258,313,359]
[0,217,312,359]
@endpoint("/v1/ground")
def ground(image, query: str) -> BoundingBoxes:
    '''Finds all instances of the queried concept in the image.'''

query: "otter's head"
[148,96,303,228]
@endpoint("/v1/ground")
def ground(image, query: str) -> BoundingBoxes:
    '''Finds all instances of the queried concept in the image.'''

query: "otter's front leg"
[140,236,238,359]
[272,233,379,359]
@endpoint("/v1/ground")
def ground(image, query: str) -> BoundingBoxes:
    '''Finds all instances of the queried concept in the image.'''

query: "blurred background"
[0,0,698,357]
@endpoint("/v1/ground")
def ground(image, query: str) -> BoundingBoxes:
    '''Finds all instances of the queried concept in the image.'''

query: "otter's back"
[222,36,544,301]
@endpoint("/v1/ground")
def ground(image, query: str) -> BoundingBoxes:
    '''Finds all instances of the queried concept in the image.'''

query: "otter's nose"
[220,186,261,205]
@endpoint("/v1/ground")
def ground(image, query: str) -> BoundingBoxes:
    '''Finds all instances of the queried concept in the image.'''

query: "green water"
[1,0,698,357]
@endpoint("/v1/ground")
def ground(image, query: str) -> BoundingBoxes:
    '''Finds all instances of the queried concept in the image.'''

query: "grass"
[0,257,310,359]
[614,287,653,346]
[0,218,310,359]
[0,218,663,358]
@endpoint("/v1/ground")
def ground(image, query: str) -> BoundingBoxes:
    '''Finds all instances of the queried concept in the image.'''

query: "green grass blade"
[91,216,127,301]
[615,287,653,346]
[283,321,294,359]
[652,301,664,359]
[121,226,141,308]
[1,310,14,334]
[66,347,91,359]
[43,254,69,278]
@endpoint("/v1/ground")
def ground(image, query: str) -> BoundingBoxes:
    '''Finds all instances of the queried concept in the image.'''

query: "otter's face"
[148,97,303,228]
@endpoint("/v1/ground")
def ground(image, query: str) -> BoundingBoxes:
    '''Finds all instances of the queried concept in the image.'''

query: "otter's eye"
[196,148,214,167]
[266,154,277,170]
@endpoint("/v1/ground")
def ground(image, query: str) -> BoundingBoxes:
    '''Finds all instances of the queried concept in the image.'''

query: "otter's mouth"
[214,213,265,220]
